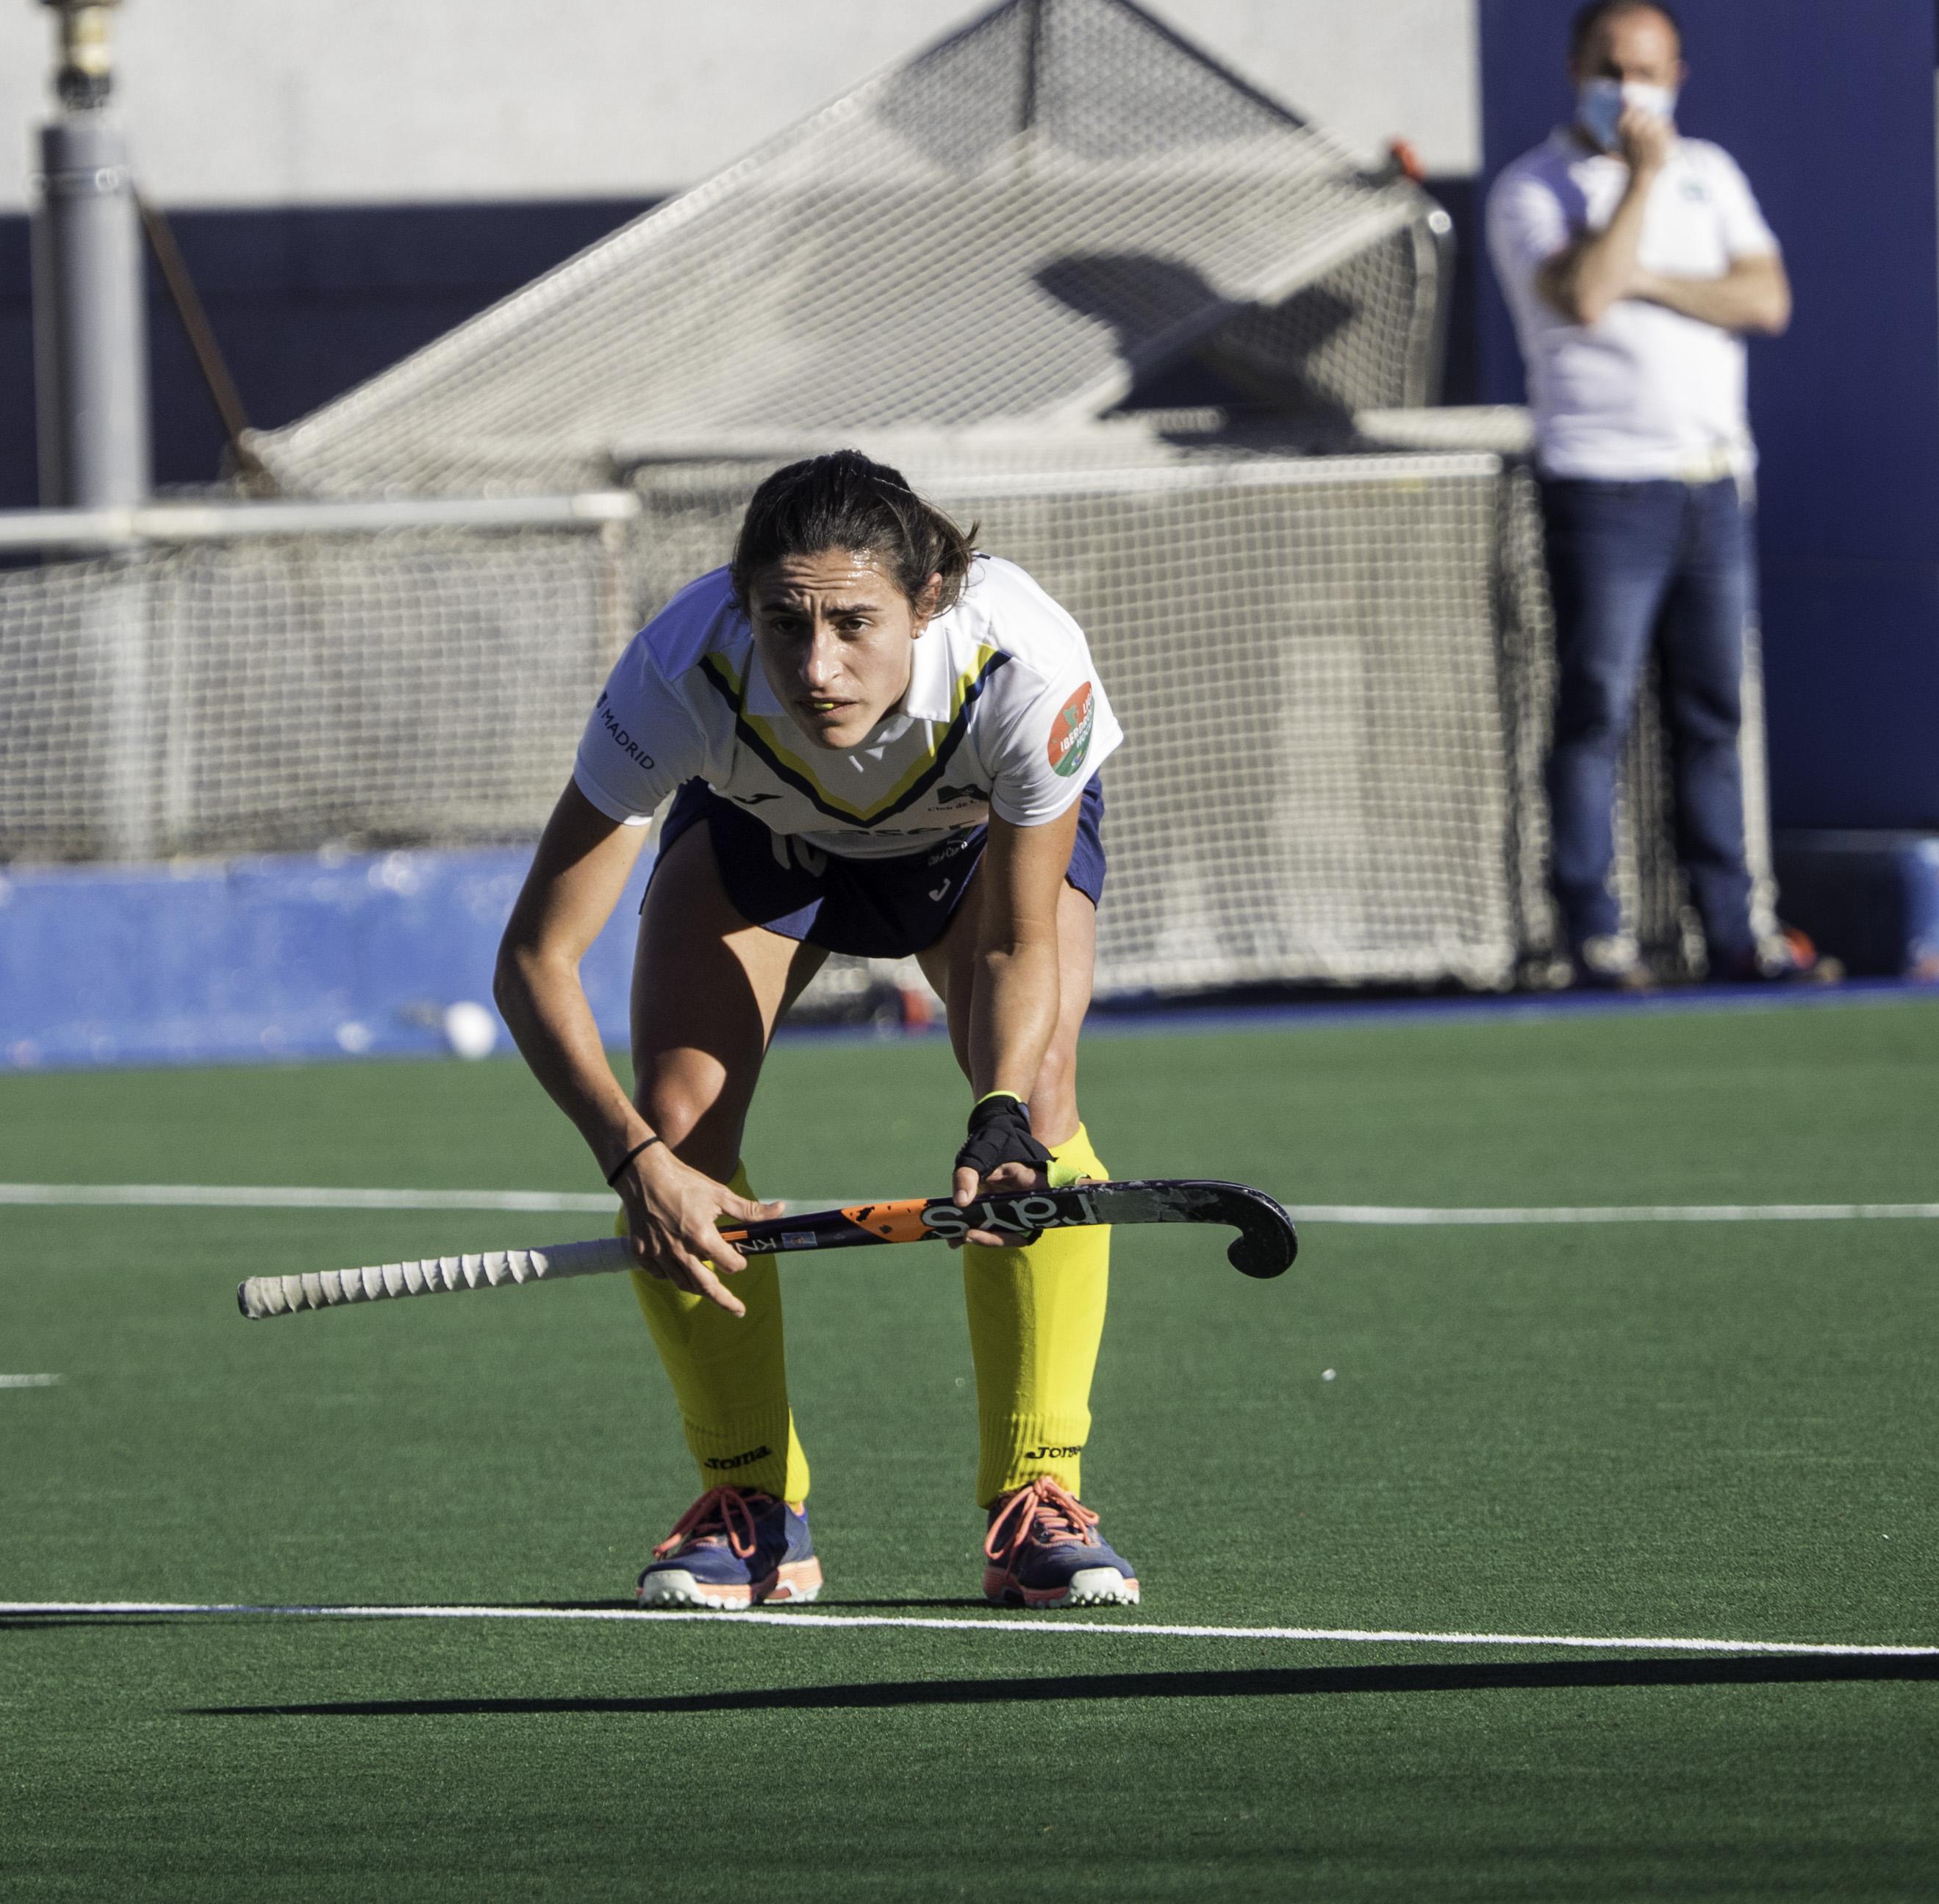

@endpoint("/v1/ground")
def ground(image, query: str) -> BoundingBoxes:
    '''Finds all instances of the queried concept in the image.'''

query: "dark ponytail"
[730,450,978,616]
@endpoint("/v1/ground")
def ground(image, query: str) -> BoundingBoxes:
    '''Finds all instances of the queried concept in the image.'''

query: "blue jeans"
[1539,475,1757,964]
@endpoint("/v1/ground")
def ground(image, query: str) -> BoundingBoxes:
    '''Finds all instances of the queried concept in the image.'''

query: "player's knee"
[638,1082,739,1173]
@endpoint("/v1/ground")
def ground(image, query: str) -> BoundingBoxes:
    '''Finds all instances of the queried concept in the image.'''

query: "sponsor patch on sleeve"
[592,689,656,772]
[1047,681,1096,779]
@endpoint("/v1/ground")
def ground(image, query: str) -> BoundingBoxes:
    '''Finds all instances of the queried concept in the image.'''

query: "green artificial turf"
[1,997,1936,1900]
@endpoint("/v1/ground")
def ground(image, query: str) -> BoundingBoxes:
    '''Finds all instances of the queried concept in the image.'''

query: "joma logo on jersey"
[1047,682,1095,779]
[1024,1445,1083,1460]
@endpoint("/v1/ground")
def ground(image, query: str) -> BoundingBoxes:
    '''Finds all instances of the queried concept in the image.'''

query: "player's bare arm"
[1631,250,1791,334]
[494,780,779,1314]
[950,802,1083,1237]
[967,807,1077,1106]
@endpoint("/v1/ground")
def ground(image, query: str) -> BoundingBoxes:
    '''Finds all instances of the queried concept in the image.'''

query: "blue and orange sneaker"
[983,1476,1140,1609]
[636,1486,822,1610]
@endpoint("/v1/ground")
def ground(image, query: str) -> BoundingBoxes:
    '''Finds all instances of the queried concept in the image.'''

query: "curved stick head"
[1224,1196,1298,1279]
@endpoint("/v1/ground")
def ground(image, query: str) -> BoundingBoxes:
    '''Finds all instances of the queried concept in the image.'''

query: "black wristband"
[604,1135,662,1186]
[955,1092,1053,1182]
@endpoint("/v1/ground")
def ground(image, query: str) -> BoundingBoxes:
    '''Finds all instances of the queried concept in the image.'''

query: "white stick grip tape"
[238,1237,634,1318]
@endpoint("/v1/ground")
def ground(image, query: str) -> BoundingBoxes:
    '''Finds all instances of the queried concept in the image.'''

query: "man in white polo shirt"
[1488,0,1822,985]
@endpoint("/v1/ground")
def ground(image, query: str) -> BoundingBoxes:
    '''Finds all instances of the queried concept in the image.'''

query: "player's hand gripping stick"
[953,1091,1057,1239]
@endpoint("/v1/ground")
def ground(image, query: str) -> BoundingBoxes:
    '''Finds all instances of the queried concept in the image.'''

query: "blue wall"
[0,846,650,1071]
[1478,0,1939,830]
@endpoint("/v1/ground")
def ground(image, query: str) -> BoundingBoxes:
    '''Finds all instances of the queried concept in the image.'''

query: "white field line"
[1,1602,1932,1657]
[1289,1201,1939,1225]
[3,1182,1939,1224]
[0,1373,61,1387]
[0,1183,617,1213]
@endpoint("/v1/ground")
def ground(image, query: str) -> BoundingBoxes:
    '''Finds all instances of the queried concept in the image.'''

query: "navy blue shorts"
[651,775,1106,959]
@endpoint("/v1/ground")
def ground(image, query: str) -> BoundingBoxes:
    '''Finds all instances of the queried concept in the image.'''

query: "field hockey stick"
[237,1178,1297,1319]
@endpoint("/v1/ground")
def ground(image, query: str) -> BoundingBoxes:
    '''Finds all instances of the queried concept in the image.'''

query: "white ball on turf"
[442,1000,499,1060]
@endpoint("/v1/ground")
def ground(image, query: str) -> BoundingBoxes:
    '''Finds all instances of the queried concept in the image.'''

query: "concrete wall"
[0,0,1479,213]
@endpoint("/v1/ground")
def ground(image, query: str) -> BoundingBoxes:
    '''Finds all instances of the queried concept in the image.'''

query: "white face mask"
[1577,76,1678,151]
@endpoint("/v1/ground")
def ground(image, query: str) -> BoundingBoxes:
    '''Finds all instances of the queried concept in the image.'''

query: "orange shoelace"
[653,1485,767,1562]
[983,1476,1100,1562]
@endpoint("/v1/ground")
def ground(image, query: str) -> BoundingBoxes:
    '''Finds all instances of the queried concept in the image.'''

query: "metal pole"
[29,1,156,861]
[30,1,151,509]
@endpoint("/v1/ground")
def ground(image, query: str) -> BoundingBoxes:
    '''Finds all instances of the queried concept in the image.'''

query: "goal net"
[0,437,1765,990]
[626,439,1527,990]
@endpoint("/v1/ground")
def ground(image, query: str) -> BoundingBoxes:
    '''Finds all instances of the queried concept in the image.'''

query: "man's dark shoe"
[1718,928,1844,986]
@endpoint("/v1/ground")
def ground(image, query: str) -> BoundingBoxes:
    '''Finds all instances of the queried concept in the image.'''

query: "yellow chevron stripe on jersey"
[699,647,1010,827]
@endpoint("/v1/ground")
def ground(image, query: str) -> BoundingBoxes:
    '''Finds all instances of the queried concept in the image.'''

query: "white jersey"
[573,554,1122,861]
[1486,130,1780,481]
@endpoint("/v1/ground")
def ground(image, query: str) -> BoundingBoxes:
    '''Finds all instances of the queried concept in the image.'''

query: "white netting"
[0,439,1770,990]
[0,525,634,861]
[245,0,1443,499]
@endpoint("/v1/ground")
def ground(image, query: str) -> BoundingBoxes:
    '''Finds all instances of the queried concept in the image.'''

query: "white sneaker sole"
[1057,1567,1141,1608]
[635,1561,823,1611]
[986,1565,1141,1609]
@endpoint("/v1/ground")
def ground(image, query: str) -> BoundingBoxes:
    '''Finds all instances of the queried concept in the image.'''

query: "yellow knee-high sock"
[626,1162,809,1504]
[963,1124,1110,1507]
